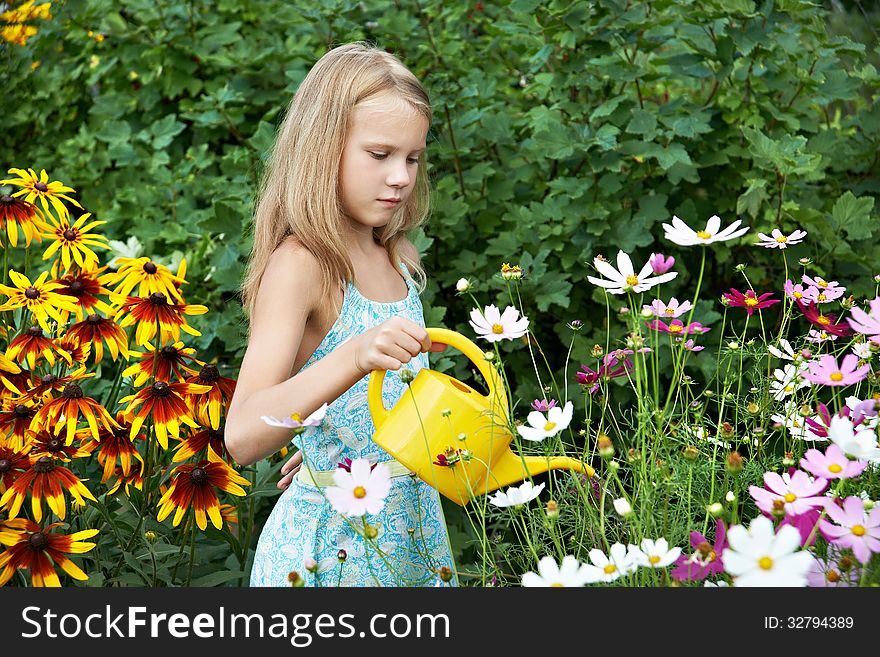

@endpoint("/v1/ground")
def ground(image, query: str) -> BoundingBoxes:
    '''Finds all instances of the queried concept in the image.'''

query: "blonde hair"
[240,42,431,324]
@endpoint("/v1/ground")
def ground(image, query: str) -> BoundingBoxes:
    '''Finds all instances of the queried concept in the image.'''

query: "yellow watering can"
[368,328,594,506]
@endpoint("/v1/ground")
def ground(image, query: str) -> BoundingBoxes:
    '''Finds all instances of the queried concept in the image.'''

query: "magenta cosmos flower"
[797,300,854,338]
[847,296,880,344]
[576,352,632,395]
[749,470,829,518]
[800,443,868,481]
[819,496,880,564]
[802,353,870,387]
[723,288,780,316]
[670,519,727,581]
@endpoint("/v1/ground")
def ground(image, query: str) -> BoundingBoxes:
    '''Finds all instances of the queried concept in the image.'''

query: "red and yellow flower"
[66,313,129,365]
[0,455,97,521]
[6,325,62,369]
[82,412,145,483]
[173,425,228,463]
[52,334,91,369]
[156,446,249,531]
[101,257,188,304]
[0,353,23,397]
[42,212,110,274]
[52,266,114,323]
[0,402,39,450]
[0,270,79,333]
[0,520,98,587]
[30,377,117,444]
[118,380,211,450]
[112,292,207,347]
[0,193,49,247]
[0,437,33,493]
[182,364,236,430]
[28,428,92,463]
[0,167,82,220]
[106,463,144,496]
[122,340,201,387]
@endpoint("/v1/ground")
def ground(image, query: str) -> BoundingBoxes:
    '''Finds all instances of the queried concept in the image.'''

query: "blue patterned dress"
[249,264,459,587]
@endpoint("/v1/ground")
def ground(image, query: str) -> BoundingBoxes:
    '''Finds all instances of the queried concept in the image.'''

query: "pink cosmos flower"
[670,519,727,582]
[722,288,781,316]
[531,399,557,413]
[784,279,808,302]
[847,296,880,344]
[819,496,880,564]
[802,285,844,304]
[749,469,829,518]
[755,228,807,249]
[646,318,710,336]
[681,339,704,352]
[643,297,692,318]
[802,275,846,298]
[802,353,870,387]
[799,443,867,480]
[649,253,675,274]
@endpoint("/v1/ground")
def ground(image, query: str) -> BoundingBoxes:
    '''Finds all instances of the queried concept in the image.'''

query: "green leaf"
[151,114,186,150]
[625,109,658,137]
[737,179,769,219]
[831,192,875,240]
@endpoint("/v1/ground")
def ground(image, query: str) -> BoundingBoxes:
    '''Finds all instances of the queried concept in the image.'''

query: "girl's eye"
[369,152,388,160]
[406,158,420,165]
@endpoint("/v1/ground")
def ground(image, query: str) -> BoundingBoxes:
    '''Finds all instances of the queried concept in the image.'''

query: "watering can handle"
[367,327,503,430]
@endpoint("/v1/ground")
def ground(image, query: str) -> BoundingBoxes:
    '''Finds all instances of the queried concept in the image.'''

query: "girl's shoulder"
[261,237,323,307]
[397,236,420,276]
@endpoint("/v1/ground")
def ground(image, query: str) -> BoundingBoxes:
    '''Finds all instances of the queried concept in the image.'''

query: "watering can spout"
[487,454,595,492]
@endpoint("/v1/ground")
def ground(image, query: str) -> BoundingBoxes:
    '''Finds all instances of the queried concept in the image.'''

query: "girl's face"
[338,93,428,236]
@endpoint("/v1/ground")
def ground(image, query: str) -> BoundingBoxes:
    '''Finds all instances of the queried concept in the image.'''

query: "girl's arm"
[225,241,358,466]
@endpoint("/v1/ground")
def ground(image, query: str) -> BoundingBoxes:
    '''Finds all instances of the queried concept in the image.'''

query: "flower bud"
[618,306,630,315]
[640,306,654,318]
[798,257,812,266]
[441,408,451,418]
[734,263,746,272]
[483,350,495,361]
[399,368,415,384]
[864,498,876,511]
[568,319,583,331]
[591,344,604,358]
[304,557,318,573]
[627,447,640,462]
[771,499,786,518]
[747,401,760,415]
[782,451,795,466]
[545,499,559,519]
[725,491,736,503]
[683,445,700,461]
[500,263,523,280]
[720,422,735,439]
[144,531,157,543]
[337,549,347,562]
[597,433,614,459]
[287,571,305,587]
[725,451,743,473]
[455,278,471,293]
[613,497,632,517]
[608,460,620,471]
[874,274,880,284]
[706,502,724,517]
[840,295,855,310]
[437,566,454,582]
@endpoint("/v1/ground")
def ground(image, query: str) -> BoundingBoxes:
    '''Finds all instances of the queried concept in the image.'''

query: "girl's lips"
[378,199,401,207]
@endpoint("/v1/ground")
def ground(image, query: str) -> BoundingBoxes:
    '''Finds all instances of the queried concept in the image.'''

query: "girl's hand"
[353,317,433,374]
[277,450,303,490]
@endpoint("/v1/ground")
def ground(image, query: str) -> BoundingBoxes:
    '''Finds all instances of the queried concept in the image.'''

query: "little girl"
[225,43,458,587]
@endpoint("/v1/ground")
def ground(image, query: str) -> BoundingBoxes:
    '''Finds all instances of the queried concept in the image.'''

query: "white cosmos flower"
[469,304,529,342]
[587,250,678,295]
[627,538,682,568]
[521,555,592,587]
[662,215,750,246]
[489,480,545,508]
[517,400,574,442]
[325,459,391,517]
[582,543,637,583]
[769,363,810,401]
[827,415,880,462]
[643,297,693,318]
[755,228,807,249]
[723,516,814,587]
[767,338,799,362]
[261,402,328,434]
[771,402,818,441]
[852,342,873,360]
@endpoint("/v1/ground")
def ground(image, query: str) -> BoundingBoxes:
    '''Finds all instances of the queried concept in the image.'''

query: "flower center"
[41,374,57,385]
[63,229,77,241]
[148,292,167,305]
[28,532,49,551]
[549,582,564,587]
[648,555,661,565]
[758,556,773,570]
[86,313,101,324]
[828,463,842,473]
[289,413,302,422]
[625,274,639,286]
[816,278,827,288]
[543,421,557,432]
[143,261,158,275]
[0,459,10,472]
[817,293,827,301]
[62,383,84,398]
[14,404,30,417]
[664,308,674,315]
[491,324,504,334]
[851,525,865,537]
[817,315,830,325]
[189,467,208,485]
[34,182,49,192]
[47,438,63,452]
[161,346,179,359]
[200,364,220,382]
[826,570,840,583]
[830,372,844,382]
[793,291,802,298]
[669,324,682,333]
[745,297,758,306]
[24,286,40,300]
[0,195,11,203]
[152,381,171,397]
[34,456,55,474]
[783,493,797,503]
[775,236,787,243]
[353,486,367,499]
[68,280,85,295]
[696,230,711,240]
[603,563,617,574]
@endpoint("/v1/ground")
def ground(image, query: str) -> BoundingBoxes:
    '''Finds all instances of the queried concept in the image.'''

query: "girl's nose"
[386,158,411,188]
